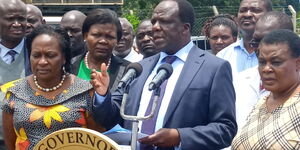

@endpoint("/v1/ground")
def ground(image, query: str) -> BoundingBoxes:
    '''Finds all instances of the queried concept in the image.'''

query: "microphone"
[118,62,143,89]
[148,63,173,91]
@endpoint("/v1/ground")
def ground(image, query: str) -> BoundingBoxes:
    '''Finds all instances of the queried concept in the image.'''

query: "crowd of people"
[0,0,299,149]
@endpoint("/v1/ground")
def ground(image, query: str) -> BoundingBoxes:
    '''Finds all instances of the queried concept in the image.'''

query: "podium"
[33,128,126,150]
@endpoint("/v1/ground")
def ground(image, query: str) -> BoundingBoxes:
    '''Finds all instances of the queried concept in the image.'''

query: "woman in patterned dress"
[2,25,105,150]
[232,29,300,149]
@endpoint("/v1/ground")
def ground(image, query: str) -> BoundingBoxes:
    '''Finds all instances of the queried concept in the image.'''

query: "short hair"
[261,0,273,11]
[26,25,71,72]
[202,14,238,38]
[82,9,122,42]
[138,19,151,26]
[26,4,43,18]
[240,0,273,11]
[258,11,293,31]
[0,0,26,12]
[119,18,133,30]
[167,0,195,33]
[259,29,300,58]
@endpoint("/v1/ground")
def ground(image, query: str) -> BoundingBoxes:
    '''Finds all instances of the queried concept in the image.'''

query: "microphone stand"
[120,85,161,150]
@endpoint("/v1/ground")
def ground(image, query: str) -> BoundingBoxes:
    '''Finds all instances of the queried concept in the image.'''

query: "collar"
[234,38,255,55]
[158,40,194,63]
[0,39,24,57]
[232,38,245,50]
[124,48,135,58]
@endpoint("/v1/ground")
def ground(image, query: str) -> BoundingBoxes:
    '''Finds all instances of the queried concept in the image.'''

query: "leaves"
[0,79,20,94]
[15,128,30,150]
[27,104,70,129]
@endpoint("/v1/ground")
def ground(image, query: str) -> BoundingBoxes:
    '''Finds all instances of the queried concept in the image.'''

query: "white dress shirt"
[235,66,269,129]
[0,39,24,64]
[123,48,143,62]
[217,38,258,80]
[137,41,193,132]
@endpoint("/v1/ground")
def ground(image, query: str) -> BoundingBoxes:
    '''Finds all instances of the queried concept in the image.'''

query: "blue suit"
[93,45,237,150]
[23,41,32,76]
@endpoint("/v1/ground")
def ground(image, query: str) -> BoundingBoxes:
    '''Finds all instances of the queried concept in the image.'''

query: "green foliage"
[121,0,160,31]
[297,13,300,29]
[120,0,300,33]
[123,13,140,32]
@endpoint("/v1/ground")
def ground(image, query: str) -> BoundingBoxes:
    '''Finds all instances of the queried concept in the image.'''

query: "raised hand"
[90,63,110,96]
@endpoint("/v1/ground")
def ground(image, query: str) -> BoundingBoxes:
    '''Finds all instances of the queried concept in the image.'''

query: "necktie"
[7,50,17,64]
[141,55,177,135]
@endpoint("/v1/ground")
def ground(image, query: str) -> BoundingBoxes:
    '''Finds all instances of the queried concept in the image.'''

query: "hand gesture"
[139,128,180,147]
[90,63,110,96]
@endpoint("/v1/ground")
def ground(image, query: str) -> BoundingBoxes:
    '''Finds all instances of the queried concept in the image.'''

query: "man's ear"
[296,57,300,71]
[83,33,87,41]
[42,19,46,24]
[182,23,191,35]
[233,36,237,42]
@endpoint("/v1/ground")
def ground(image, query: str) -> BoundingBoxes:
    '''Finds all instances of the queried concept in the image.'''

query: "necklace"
[84,52,111,70]
[34,74,66,92]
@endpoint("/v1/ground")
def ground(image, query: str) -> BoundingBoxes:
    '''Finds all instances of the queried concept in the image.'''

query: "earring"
[62,66,66,74]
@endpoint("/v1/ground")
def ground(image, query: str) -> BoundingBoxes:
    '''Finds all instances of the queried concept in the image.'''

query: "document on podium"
[103,124,149,145]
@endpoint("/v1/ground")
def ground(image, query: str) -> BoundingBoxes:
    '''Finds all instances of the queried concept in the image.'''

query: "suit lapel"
[129,54,160,116]
[109,56,122,88]
[163,46,205,126]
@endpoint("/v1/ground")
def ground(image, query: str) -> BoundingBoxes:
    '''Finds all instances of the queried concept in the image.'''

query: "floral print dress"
[1,77,94,150]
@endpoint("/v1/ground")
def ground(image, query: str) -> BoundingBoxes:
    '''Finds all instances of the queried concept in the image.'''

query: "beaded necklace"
[34,74,67,92]
[84,52,111,70]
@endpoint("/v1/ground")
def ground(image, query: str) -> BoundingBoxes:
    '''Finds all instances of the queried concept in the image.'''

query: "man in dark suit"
[60,10,86,59]
[91,0,237,149]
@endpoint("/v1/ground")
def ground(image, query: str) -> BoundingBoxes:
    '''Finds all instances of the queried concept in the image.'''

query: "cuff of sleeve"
[175,128,182,150]
[93,92,107,106]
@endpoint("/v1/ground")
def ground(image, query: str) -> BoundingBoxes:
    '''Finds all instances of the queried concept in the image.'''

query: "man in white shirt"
[235,11,294,129]
[113,18,143,62]
[217,0,272,76]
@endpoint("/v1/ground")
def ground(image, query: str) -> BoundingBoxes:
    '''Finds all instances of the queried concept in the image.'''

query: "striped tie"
[7,50,17,64]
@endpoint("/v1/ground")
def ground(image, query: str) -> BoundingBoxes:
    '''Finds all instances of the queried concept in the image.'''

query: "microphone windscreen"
[126,62,143,77]
[157,63,173,79]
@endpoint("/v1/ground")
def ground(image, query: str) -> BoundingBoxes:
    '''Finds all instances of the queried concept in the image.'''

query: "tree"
[121,0,299,32]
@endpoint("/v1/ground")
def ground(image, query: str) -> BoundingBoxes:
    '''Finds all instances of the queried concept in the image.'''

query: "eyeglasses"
[249,39,261,48]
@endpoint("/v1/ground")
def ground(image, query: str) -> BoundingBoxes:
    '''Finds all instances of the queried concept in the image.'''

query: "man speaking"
[90,0,237,149]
